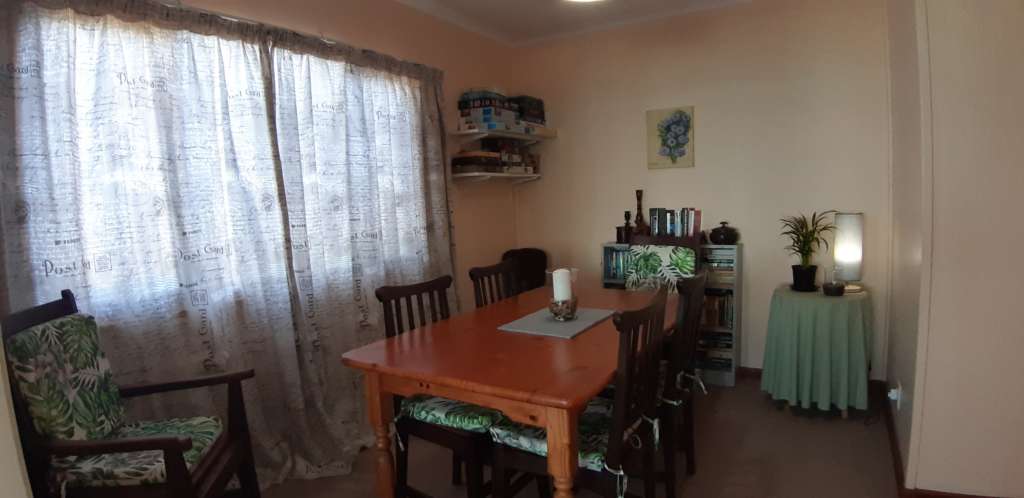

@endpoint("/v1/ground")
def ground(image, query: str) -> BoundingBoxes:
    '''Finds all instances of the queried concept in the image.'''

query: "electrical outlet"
[888,382,903,411]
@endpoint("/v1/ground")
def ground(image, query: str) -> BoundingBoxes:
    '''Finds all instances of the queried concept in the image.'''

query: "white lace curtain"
[0,0,453,485]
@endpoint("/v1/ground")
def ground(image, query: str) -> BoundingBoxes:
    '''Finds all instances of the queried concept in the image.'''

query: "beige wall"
[1,355,31,498]
[506,0,892,374]
[909,1,1024,495]
[184,0,519,311]
[884,0,927,486]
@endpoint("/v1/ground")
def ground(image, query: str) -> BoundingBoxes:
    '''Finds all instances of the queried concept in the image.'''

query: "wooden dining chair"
[489,287,671,498]
[468,259,522,308]
[660,272,708,496]
[501,248,548,292]
[375,275,502,498]
[1,290,259,498]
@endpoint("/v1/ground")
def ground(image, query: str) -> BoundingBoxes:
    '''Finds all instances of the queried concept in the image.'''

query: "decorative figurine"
[616,210,633,243]
[634,190,651,236]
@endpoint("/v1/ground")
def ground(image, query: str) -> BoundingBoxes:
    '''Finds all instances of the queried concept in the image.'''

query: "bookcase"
[601,242,742,387]
[601,243,630,289]
[698,244,742,387]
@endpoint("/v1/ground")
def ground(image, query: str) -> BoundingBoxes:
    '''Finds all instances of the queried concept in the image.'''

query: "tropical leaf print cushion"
[4,314,125,440]
[488,397,614,472]
[52,416,223,488]
[400,395,504,433]
[625,245,696,291]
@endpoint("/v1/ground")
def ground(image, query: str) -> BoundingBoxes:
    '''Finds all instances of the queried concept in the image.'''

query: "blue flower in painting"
[656,110,692,164]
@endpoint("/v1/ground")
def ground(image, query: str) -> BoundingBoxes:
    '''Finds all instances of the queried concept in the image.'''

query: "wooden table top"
[342,285,677,410]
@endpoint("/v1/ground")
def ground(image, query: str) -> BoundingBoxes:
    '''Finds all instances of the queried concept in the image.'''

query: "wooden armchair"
[1,290,259,498]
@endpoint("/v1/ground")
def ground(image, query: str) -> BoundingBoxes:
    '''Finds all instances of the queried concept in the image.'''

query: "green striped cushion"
[400,395,504,433]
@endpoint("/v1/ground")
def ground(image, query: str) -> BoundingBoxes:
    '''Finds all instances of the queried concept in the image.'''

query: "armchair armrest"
[119,369,255,398]
[43,435,193,457]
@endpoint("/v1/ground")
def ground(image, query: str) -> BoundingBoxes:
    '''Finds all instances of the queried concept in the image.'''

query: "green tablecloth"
[761,285,873,410]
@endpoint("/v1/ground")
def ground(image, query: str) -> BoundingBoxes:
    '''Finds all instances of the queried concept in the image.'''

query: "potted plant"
[780,210,836,292]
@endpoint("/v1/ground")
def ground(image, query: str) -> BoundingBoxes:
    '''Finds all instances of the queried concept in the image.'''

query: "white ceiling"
[396,0,748,46]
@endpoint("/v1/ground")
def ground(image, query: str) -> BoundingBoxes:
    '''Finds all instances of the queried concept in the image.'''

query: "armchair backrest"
[2,290,125,496]
[3,290,127,438]
[5,313,125,441]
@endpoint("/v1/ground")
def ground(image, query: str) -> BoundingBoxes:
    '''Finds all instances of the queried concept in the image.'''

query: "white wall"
[911,1,1024,495]
[884,0,928,486]
[508,0,892,375]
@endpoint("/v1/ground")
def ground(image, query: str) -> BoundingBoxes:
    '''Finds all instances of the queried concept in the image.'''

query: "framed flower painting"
[646,106,695,169]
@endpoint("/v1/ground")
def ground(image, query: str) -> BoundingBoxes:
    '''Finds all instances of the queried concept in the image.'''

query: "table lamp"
[833,212,864,293]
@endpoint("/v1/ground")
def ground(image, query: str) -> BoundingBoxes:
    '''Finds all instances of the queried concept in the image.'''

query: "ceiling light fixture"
[565,0,606,3]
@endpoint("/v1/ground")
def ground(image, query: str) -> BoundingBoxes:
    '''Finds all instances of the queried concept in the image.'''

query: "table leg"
[546,407,578,498]
[364,373,395,498]
[841,409,849,419]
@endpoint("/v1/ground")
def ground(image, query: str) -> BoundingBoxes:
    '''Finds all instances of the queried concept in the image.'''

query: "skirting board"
[877,381,996,498]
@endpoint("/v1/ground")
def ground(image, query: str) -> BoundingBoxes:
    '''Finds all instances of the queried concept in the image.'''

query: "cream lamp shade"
[833,212,864,282]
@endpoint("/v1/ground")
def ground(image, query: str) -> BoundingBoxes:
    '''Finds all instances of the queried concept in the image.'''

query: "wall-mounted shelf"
[449,128,557,146]
[452,172,541,184]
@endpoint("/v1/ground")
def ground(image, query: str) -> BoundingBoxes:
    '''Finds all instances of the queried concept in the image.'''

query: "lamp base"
[844,283,865,293]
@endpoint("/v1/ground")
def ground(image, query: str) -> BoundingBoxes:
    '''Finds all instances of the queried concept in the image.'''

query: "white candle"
[552,268,573,302]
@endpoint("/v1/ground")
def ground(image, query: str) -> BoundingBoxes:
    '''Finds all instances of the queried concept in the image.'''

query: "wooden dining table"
[341,284,677,498]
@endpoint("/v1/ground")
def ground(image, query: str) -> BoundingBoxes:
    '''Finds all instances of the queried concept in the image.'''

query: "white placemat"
[498,308,615,339]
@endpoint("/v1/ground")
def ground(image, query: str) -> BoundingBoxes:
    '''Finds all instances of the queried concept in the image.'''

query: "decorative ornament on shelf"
[633,190,650,236]
[780,210,836,292]
[616,211,632,243]
[709,221,739,245]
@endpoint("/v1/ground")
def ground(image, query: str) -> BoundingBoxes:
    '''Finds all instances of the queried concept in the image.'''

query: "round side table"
[760,285,873,415]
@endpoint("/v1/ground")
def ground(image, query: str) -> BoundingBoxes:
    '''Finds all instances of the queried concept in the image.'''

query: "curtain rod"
[154,0,338,45]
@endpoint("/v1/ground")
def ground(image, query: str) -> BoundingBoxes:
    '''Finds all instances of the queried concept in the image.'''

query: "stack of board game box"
[457,89,551,136]
[452,137,539,175]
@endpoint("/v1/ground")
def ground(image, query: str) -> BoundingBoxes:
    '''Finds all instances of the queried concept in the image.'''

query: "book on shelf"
[699,331,734,350]
[702,289,735,330]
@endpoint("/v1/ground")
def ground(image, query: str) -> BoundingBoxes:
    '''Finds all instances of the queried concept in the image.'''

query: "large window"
[0,0,452,483]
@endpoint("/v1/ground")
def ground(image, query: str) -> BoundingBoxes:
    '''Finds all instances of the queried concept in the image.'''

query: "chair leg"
[683,399,696,476]
[536,476,553,498]
[452,454,464,485]
[642,440,657,498]
[492,448,509,498]
[237,433,261,498]
[661,406,678,498]
[396,431,410,497]
[465,456,485,498]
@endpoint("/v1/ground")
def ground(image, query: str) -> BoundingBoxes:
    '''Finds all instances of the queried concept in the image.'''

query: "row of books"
[702,289,735,330]
[648,208,702,237]
[698,331,734,350]
[698,349,733,372]
[604,249,630,281]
